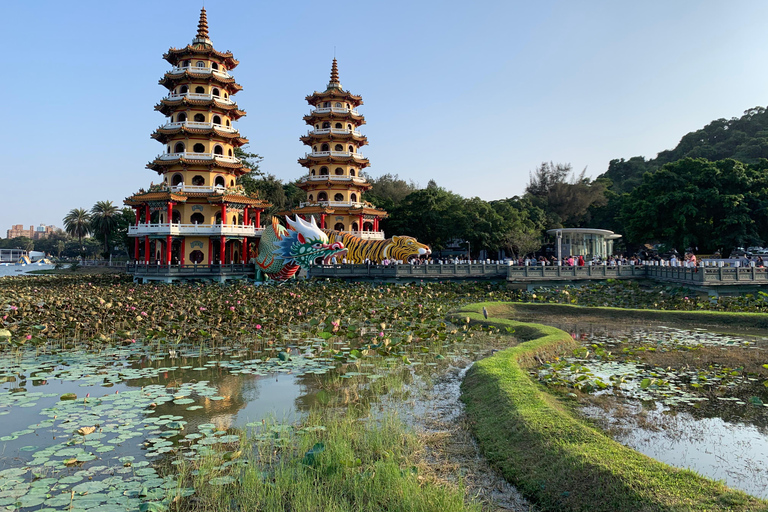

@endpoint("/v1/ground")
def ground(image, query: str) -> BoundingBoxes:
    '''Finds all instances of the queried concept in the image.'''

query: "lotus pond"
[532,321,768,498]
[0,275,524,512]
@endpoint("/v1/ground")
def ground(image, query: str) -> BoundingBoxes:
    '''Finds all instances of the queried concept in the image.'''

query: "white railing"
[308,128,363,137]
[165,92,234,105]
[310,106,360,116]
[129,224,264,236]
[170,184,227,194]
[299,201,365,208]
[304,151,365,159]
[348,230,385,240]
[169,66,233,79]
[157,152,241,164]
[162,121,236,133]
[300,175,367,183]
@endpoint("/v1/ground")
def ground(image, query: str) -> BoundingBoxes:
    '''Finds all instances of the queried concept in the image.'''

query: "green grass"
[456,302,768,512]
[172,408,480,512]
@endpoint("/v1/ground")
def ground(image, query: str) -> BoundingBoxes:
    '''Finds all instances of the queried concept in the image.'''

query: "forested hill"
[600,106,768,193]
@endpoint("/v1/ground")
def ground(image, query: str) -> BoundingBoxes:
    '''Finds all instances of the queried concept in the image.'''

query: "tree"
[63,208,92,260]
[385,185,465,250]
[90,201,120,258]
[621,158,768,254]
[364,173,418,211]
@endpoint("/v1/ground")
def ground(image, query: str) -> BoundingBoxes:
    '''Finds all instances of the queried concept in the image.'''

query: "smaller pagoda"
[125,9,270,282]
[283,60,387,238]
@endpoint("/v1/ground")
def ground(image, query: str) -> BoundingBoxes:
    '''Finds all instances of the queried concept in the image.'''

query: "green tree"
[90,201,120,258]
[385,185,465,250]
[364,173,418,211]
[621,158,768,254]
[63,208,92,260]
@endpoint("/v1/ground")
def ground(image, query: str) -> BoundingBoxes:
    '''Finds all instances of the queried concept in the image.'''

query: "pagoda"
[125,9,270,282]
[285,60,387,238]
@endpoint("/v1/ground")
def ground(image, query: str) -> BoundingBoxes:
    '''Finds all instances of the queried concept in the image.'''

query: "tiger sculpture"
[322,230,431,264]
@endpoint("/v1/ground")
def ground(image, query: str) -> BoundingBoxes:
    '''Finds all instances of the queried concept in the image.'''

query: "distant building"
[6,224,60,240]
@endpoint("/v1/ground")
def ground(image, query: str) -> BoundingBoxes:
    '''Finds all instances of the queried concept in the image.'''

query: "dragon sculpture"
[254,216,345,281]
[323,230,431,264]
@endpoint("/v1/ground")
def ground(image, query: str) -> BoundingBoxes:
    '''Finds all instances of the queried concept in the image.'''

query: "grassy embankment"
[456,302,768,512]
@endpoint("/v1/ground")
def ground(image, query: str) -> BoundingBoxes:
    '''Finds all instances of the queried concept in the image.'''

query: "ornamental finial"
[193,8,211,44]
[329,59,341,88]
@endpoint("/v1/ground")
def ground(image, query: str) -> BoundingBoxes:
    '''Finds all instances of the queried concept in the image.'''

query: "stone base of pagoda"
[126,262,255,284]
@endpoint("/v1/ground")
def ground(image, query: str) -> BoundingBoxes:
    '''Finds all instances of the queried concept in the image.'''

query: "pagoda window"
[348,145,354,152]
[313,146,317,152]
[346,103,350,109]
[196,61,206,68]
[335,102,342,108]
[211,62,219,70]
[171,174,183,186]
[183,60,191,67]
[213,115,221,125]
[334,144,343,151]
[172,210,181,223]
[321,143,330,151]
[180,85,188,94]
[215,212,222,224]
[226,120,231,127]
[335,123,342,129]
[335,167,343,175]
[318,192,328,202]
[212,88,220,97]
[228,149,233,156]
[322,121,331,128]
[311,170,316,176]
[215,176,225,187]
[323,102,330,108]
[363,222,373,231]
[347,124,352,130]
[351,193,358,202]
[177,113,187,122]
[192,175,205,186]
[191,212,204,224]
[334,193,344,202]
[230,179,235,186]
[190,250,204,264]
[224,93,228,99]
[174,142,185,153]
[194,113,205,122]
[315,125,319,129]
[193,143,205,153]
[308,194,314,201]
[334,222,344,231]
[350,169,356,176]
[320,167,329,176]
[195,86,205,94]
[213,145,224,155]
[352,222,359,231]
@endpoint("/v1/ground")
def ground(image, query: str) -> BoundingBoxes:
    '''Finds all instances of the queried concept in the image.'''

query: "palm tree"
[90,201,120,259]
[63,208,92,260]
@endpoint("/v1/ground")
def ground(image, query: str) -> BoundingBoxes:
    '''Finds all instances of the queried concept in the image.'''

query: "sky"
[2,0,768,236]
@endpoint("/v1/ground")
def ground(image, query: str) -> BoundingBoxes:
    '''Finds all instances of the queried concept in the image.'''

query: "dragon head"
[276,216,346,268]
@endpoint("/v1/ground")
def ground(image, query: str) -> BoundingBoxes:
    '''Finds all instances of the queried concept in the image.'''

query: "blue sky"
[3,0,768,236]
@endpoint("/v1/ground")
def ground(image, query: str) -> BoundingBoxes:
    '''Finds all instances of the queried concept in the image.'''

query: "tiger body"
[323,230,431,264]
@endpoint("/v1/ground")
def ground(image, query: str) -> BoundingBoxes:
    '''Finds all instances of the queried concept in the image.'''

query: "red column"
[255,209,261,227]
[134,238,139,261]
[166,235,172,265]
[243,207,249,226]
[244,237,249,262]
[220,236,226,264]
[134,207,140,226]
[144,236,150,263]
[144,205,150,225]
[221,204,227,225]
[208,239,213,266]
[241,239,247,263]
[321,214,326,229]
[181,238,186,266]
[359,215,364,232]
[166,202,173,226]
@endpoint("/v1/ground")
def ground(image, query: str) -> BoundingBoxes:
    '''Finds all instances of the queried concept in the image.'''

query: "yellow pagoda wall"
[184,237,210,264]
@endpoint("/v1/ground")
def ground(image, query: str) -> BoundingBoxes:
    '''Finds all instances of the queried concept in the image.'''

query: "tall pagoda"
[125,9,270,282]
[286,60,387,238]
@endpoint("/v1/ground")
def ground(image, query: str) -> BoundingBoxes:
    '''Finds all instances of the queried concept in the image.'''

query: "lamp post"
[556,230,562,265]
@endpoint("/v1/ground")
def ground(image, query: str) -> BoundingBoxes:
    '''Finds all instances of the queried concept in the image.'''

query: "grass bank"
[456,302,768,512]
[498,301,768,330]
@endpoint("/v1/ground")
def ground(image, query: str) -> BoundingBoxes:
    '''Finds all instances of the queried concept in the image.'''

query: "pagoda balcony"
[300,175,367,184]
[169,184,227,194]
[165,92,235,105]
[128,223,264,237]
[299,200,365,208]
[347,230,385,240]
[169,65,233,79]
[304,151,366,160]
[308,128,362,137]
[162,121,237,133]
[310,106,361,116]
[158,152,241,163]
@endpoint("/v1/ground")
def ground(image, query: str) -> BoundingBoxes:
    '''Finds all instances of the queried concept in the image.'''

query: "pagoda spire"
[193,7,211,45]
[328,59,341,89]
